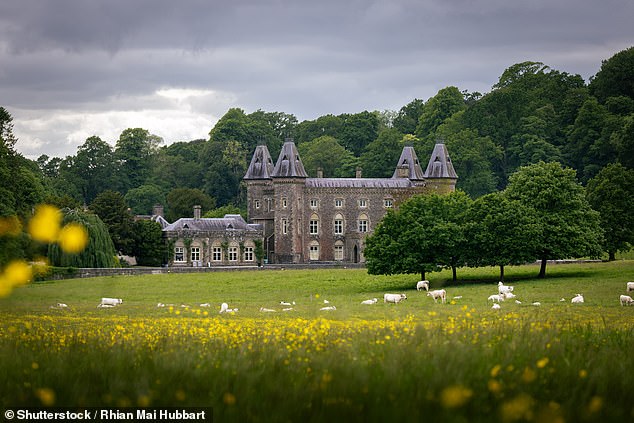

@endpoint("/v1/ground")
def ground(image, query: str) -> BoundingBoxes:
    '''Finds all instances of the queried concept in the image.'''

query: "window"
[309,241,320,261]
[310,199,319,208]
[282,197,288,208]
[190,247,200,262]
[254,199,261,209]
[334,241,344,261]
[358,214,369,233]
[335,198,343,208]
[212,247,222,261]
[174,247,184,262]
[282,218,288,235]
[334,214,344,235]
[228,246,238,261]
[384,198,393,208]
[309,214,319,235]
[358,199,367,208]
[243,246,254,262]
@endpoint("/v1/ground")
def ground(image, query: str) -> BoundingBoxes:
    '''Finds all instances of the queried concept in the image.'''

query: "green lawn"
[1,261,633,422]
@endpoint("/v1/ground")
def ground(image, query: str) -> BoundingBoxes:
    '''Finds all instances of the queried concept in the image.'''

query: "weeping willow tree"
[48,209,118,268]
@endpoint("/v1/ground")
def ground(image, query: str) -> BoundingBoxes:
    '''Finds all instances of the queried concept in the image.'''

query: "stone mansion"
[161,139,457,267]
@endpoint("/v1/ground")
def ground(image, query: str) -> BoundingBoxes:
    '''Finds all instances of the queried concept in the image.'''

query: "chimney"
[356,167,362,178]
[152,204,164,217]
[316,167,324,178]
[193,205,201,220]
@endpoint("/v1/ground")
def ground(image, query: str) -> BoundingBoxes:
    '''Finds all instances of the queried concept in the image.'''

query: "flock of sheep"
[50,281,634,313]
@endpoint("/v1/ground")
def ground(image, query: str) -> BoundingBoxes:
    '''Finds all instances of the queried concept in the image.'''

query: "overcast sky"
[2,0,632,159]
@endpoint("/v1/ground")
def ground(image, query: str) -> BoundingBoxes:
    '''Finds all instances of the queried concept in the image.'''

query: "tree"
[166,188,215,222]
[70,136,117,203]
[365,191,471,281]
[48,209,118,268]
[358,129,403,178]
[339,111,379,156]
[586,163,634,260]
[114,128,162,192]
[297,135,356,177]
[589,46,634,103]
[505,162,603,278]
[416,87,466,140]
[200,139,247,207]
[125,184,166,215]
[89,190,135,255]
[464,192,539,280]
[295,114,344,144]
[393,99,425,134]
[131,220,165,267]
[203,205,245,219]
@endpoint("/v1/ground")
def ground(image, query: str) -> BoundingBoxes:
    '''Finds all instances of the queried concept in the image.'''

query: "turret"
[424,143,458,193]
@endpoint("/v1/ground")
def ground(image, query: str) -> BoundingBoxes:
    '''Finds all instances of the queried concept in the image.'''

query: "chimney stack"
[356,167,362,178]
[316,167,324,178]
[193,205,201,220]
[152,204,164,217]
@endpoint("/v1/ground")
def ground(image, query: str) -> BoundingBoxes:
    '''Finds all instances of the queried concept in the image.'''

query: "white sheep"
[532,302,541,306]
[384,293,407,304]
[280,301,296,306]
[620,295,634,306]
[219,302,229,313]
[487,293,506,303]
[259,307,276,312]
[416,280,430,291]
[498,281,514,295]
[361,298,378,305]
[491,303,501,310]
[627,282,634,292]
[320,305,337,311]
[427,289,446,304]
[57,303,68,308]
[199,303,211,307]
[571,294,584,304]
[100,298,122,307]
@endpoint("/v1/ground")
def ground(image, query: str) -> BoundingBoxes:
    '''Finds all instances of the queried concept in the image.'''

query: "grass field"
[1,261,633,422]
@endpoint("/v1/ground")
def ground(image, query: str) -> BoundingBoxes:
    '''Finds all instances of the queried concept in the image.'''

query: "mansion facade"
[160,139,457,267]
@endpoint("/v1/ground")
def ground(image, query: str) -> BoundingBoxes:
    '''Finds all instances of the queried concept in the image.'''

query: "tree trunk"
[499,265,505,282]
[421,270,426,281]
[452,266,457,282]
[608,251,616,261]
[538,257,547,279]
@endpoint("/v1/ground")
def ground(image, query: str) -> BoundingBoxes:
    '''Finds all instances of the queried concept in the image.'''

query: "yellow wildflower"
[28,204,62,243]
[440,385,473,408]
[58,223,88,253]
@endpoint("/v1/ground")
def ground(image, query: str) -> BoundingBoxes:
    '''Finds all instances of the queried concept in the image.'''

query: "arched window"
[358,213,369,233]
[309,213,319,235]
[309,240,320,261]
[334,240,344,261]
[333,213,344,235]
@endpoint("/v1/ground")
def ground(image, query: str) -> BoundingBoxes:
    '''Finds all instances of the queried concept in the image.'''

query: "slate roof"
[163,214,261,232]
[271,140,308,178]
[424,143,458,179]
[244,144,274,180]
[391,145,425,180]
[306,178,415,189]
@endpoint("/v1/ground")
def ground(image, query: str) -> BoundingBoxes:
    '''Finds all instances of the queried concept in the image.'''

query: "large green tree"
[505,162,603,278]
[589,46,634,103]
[114,128,162,192]
[70,136,117,203]
[415,86,466,140]
[365,191,471,281]
[89,190,135,255]
[586,163,634,260]
[131,219,165,267]
[358,129,403,178]
[297,135,356,177]
[166,188,215,222]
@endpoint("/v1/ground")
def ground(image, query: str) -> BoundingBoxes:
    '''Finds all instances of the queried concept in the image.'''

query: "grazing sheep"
[491,303,501,310]
[559,298,566,302]
[320,305,336,311]
[427,289,447,304]
[199,303,211,307]
[620,295,634,306]
[504,292,517,299]
[219,303,229,313]
[498,282,514,295]
[416,280,430,291]
[280,301,296,306]
[487,294,506,303]
[100,298,122,307]
[515,300,522,304]
[57,303,68,308]
[532,302,541,306]
[627,282,634,292]
[157,303,165,307]
[259,307,276,312]
[361,298,378,305]
[571,294,584,304]
[282,307,294,312]
[384,293,407,304]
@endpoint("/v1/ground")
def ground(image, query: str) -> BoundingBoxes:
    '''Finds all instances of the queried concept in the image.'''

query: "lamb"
[571,294,584,304]
[384,293,407,304]
[416,280,430,291]
[100,298,122,307]
[620,295,634,306]
[219,302,239,313]
[532,302,541,306]
[627,282,634,292]
[487,293,506,303]
[427,289,447,304]
[498,282,514,295]
[57,303,68,308]
[361,298,378,305]
[491,303,501,310]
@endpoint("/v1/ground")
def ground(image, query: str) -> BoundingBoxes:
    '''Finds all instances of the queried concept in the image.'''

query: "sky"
[1,0,633,160]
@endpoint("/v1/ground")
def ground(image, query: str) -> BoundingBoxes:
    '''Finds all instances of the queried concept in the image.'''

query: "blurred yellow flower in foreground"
[440,385,473,408]
[28,204,62,243]
[58,223,88,253]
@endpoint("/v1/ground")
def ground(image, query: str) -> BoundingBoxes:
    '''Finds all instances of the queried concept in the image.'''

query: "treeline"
[1,47,633,267]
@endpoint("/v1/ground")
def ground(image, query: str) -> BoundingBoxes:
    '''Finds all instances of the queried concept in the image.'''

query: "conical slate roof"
[425,143,458,179]
[272,139,308,178]
[391,145,425,180]
[244,144,274,180]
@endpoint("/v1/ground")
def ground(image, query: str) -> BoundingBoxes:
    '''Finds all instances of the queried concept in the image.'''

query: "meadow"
[1,261,633,422]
